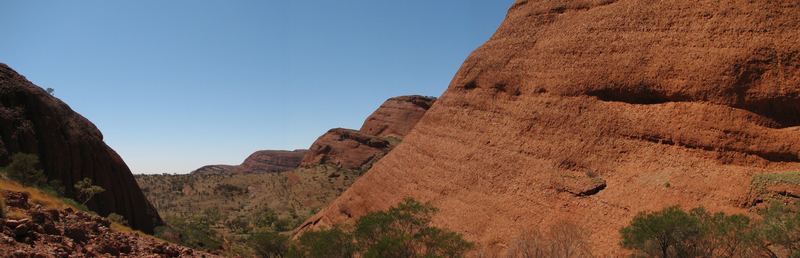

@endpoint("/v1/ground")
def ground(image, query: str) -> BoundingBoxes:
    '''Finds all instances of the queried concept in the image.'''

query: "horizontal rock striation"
[302,1,800,255]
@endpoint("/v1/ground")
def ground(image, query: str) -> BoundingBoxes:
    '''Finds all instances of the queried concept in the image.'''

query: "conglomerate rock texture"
[0,64,162,233]
[303,1,800,255]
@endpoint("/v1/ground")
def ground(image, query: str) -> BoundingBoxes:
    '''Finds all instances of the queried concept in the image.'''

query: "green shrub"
[354,198,472,258]
[74,177,105,205]
[620,206,703,258]
[621,206,775,258]
[4,153,47,186]
[249,231,289,258]
[289,198,472,258]
[163,215,224,251]
[107,213,128,226]
[758,202,800,256]
[289,227,357,258]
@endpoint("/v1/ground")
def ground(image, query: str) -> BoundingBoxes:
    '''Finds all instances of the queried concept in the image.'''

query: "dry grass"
[0,178,161,242]
[0,179,73,210]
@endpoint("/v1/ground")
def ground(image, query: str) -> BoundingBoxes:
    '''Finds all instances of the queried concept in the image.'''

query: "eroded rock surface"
[303,1,800,255]
[300,128,392,170]
[301,95,435,170]
[360,95,436,138]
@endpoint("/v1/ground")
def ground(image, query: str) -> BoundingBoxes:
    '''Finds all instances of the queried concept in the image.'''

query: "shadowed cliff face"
[303,1,800,255]
[0,64,162,233]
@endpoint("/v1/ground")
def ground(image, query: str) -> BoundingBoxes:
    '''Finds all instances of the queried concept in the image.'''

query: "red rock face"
[239,150,308,173]
[0,64,162,233]
[300,96,435,170]
[191,150,307,175]
[300,128,392,170]
[303,1,800,255]
[360,95,436,138]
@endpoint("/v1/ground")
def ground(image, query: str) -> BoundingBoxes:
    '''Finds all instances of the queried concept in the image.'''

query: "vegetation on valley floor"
[621,203,800,258]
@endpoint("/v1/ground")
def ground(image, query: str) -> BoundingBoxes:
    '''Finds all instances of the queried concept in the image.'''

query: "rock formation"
[300,128,393,170]
[0,64,162,233]
[302,1,800,255]
[191,150,307,175]
[301,95,435,170]
[359,95,436,138]
[0,190,210,257]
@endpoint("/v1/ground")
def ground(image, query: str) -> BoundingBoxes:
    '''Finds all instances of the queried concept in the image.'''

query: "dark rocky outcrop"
[0,64,162,233]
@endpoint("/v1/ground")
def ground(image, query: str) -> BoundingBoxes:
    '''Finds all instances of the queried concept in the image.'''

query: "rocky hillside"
[191,150,307,175]
[135,95,435,254]
[0,64,162,233]
[302,1,800,256]
[0,180,210,257]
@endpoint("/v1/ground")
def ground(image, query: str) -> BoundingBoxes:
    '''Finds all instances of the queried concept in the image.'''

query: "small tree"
[46,88,55,95]
[353,198,472,258]
[74,177,105,205]
[620,206,702,258]
[4,153,47,186]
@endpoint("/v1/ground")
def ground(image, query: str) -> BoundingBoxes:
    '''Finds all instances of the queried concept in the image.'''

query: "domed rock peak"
[301,1,800,255]
[0,63,163,233]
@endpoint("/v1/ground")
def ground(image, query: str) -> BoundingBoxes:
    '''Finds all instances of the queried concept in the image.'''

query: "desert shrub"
[757,202,800,256]
[4,153,47,186]
[44,179,66,195]
[225,216,250,234]
[252,207,295,232]
[74,177,105,205]
[107,213,128,226]
[249,231,289,258]
[154,225,183,244]
[289,198,472,258]
[289,227,357,258]
[620,206,703,258]
[506,221,592,258]
[164,215,224,251]
[214,183,247,196]
[621,206,775,258]
[354,198,472,258]
[690,208,764,257]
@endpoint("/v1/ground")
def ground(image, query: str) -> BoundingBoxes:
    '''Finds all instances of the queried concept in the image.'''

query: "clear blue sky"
[0,1,512,174]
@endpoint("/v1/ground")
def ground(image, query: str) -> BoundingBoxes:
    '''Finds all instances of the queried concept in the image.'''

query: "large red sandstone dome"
[302,0,800,255]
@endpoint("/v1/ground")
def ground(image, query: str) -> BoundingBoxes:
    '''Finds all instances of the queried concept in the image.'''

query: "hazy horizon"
[1,1,512,174]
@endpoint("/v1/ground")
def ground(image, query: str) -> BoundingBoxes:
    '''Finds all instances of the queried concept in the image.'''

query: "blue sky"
[0,1,512,174]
